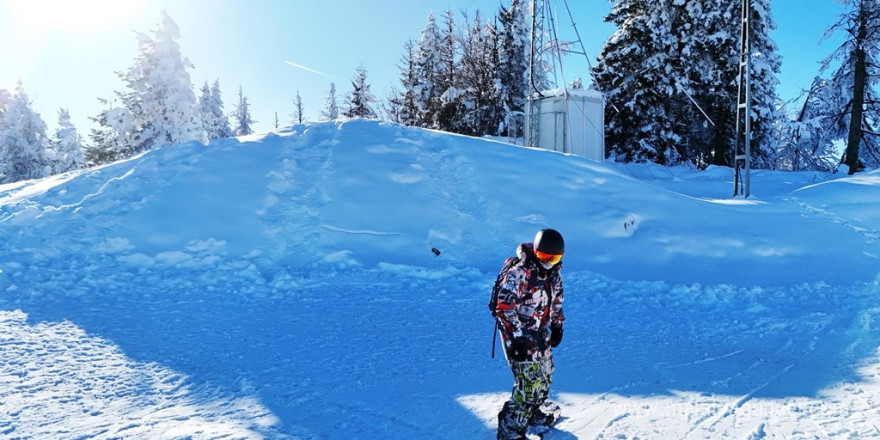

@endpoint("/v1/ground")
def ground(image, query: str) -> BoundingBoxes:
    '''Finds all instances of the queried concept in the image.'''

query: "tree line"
[386,0,878,174]
[594,0,879,174]
[387,0,878,174]
[0,12,379,184]
[1,0,878,185]
[385,3,533,137]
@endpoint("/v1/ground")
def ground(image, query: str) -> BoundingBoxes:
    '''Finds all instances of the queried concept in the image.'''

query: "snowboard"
[525,401,562,439]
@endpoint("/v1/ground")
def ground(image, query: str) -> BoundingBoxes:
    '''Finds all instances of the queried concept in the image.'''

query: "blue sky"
[1,0,846,134]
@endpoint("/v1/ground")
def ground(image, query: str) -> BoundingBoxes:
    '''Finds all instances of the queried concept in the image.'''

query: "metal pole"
[525,0,539,149]
[491,322,499,358]
[733,0,751,198]
[743,0,751,198]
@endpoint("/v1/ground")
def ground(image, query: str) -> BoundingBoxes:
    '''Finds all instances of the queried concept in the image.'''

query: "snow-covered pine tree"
[738,0,782,168]
[0,88,11,123]
[595,0,781,167]
[670,0,733,166]
[49,108,85,174]
[232,85,255,136]
[384,86,402,123]
[484,17,506,136]
[776,77,840,171]
[413,12,444,128]
[199,80,233,140]
[321,82,339,121]
[677,0,782,168]
[0,82,51,183]
[342,64,378,119]
[198,82,213,134]
[820,0,880,173]
[291,91,305,124]
[455,11,504,136]
[497,0,529,137]
[89,97,134,165]
[117,11,207,153]
[211,81,233,138]
[87,97,134,165]
[390,39,420,126]
[435,9,460,132]
[0,88,9,146]
[594,0,672,162]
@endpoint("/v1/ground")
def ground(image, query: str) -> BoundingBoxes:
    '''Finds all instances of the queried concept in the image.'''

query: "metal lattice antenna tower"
[524,0,607,158]
[525,0,546,149]
[526,0,592,148]
[733,0,752,198]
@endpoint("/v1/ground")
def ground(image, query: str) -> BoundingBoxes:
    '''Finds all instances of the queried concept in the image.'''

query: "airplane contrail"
[284,61,332,78]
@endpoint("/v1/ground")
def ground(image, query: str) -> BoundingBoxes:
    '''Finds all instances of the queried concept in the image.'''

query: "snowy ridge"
[1,120,879,439]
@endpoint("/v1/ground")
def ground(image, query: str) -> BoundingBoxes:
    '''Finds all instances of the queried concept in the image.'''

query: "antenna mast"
[525,0,544,149]
[524,0,605,160]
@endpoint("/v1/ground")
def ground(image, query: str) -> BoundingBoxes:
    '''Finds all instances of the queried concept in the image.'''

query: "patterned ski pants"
[497,356,554,440]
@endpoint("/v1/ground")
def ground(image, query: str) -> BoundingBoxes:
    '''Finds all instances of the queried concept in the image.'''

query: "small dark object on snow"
[431,247,441,256]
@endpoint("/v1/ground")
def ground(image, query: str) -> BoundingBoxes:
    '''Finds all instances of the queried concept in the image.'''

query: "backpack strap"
[489,256,520,317]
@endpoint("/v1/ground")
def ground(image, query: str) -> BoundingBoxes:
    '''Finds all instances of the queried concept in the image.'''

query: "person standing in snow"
[494,228,565,440]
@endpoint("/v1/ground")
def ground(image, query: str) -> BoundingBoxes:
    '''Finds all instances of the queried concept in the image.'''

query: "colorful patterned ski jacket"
[495,242,565,362]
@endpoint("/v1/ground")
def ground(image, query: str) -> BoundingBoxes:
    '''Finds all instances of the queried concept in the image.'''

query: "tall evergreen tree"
[390,4,529,136]
[595,0,781,166]
[413,12,444,128]
[232,85,255,136]
[456,12,504,135]
[0,88,10,149]
[435,9,461,132]
[117,11,207,153]
[49,108,85,174]
[821,0,880,173]
[689,0,785,168]
[321,82,339,121]
[498,0,530,136]
[0,82,50,183]
[198,82,213,135]
[290,91,306,124]
[343,64,378,119]
[776,77,840,171]
[738,0,783,168]
[674,0,736,166]
[199,80,233,140]
[594,0,669,162]
[87,96,134,165]
[391,39,420,126]
[0,88,11,124]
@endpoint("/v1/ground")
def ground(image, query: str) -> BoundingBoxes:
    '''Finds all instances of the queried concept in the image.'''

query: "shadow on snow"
[5,263,880,439]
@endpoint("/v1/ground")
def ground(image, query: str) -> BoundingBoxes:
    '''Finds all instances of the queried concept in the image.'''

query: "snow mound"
[1,120,880,439]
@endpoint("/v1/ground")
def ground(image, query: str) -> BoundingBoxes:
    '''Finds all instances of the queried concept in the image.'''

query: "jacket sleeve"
[550,272,565,327]
[495,266,526,338]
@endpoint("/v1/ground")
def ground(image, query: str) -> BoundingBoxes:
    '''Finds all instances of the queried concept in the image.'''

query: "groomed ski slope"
[1,119,879,439]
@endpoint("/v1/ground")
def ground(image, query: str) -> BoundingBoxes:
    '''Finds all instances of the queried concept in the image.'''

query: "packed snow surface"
[1,120,879,439]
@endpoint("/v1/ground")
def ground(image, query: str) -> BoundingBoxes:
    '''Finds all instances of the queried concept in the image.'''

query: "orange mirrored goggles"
[535,250,563,265]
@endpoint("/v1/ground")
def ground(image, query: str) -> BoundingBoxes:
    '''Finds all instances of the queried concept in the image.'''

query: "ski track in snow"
[464,286,880,439]
[787,196,880,245]
[0,310,282,440]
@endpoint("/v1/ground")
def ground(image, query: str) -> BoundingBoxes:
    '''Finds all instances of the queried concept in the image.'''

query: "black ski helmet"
[534,228,564,255]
